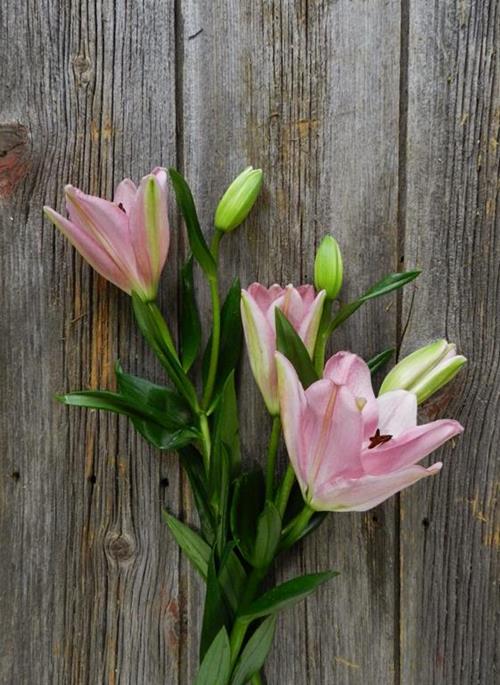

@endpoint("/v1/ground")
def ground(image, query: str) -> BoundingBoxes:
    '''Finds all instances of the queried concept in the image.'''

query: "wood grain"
[400,1,500,683]
[0,0,497,683]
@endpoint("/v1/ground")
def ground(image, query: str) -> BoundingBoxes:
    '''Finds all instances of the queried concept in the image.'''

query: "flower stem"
[276,464,296,518]
[280,504,314,550]
[198,412,211,474]
[265,416,281,500]
[250,674,264,685]
[202,230,224,409]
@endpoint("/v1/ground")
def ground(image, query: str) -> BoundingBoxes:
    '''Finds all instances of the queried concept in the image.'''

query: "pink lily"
[44,168,170,301]
[276,350,463,511]
[241,284,326,415]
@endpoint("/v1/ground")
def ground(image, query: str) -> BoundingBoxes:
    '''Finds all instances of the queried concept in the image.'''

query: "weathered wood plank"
[180,1,402,682]
[400,1,500,683]
[0,1,181,683]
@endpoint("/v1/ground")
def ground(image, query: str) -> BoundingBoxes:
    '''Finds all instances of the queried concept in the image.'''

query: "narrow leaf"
[367,348,395,374]
[213,372,240,477]
[230,470,265,564]
[218,550,247,612]
[275,309,319,388]
[253,501,282,568]
[163,511,211,579]
[169,168,216,277]
[132,293,198,409]
[200,553,232,660]
[180,257,202,372]
[239,571,338,622]
[195,627,231,685]
[180,447,216,542]
[328,271,421,334]
[230,616,277,685]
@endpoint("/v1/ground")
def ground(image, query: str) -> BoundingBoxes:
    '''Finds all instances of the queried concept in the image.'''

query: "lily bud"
[314,235,343,299]
[214,166,263,232]
[379,339,466,404]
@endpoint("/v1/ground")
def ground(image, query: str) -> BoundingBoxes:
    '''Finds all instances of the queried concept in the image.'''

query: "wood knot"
[104,531,136,563]
[72,54,93,87]
[0,123,31,200]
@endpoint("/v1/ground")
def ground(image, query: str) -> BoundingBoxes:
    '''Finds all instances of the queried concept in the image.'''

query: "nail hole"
[400,254,405,263]
[88,474,97,484]
[372,515,378,523]
[160,477,169,488]
[11,471,20,481]
[422,517,430,528]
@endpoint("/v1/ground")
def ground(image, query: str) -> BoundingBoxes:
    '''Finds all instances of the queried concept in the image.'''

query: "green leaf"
[132,293,198,409]
[58,389,198,451]
[328,271,421,334]
[253,502,282,569]
[195,627,231,685]
[275,309,319,388]
[163,511,211,579]
[239,571,338,622]
[203,279,243,408]
[213,372,240,477]
[218,550,247,613]
[230,470,265,565]
[367,347,395,374]
[230,616,277,685]
[169,168,216,277]
[200,553,232,660]
[115,362,191,429]
[180,257,202,372]
[179,447,216,542]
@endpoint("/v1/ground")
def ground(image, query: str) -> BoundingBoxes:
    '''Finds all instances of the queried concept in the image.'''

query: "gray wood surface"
[0,1,497,684]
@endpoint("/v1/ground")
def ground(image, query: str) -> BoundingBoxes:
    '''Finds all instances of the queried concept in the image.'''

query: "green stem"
[230,617,250,668]
[202,231,224,409]
[276,464,296,518]
[198,412,211,474]
[280,504,314,550]
[265,416,281,500]
[250,674,264,685]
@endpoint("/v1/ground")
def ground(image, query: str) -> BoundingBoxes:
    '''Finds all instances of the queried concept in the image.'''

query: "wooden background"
[1,1,498,683]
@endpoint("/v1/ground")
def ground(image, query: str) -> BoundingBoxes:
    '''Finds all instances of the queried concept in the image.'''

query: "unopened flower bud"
[214,166,263,232]
[314,235,343,300]
[379,339,466,404]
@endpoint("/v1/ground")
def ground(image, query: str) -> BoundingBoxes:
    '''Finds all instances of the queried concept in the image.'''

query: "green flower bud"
[314,235,343,299]
[214,166,263,232]
[379,338,467,404]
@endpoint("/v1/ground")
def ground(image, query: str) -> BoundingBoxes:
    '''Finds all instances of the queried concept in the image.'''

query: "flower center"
[368,428,393,449]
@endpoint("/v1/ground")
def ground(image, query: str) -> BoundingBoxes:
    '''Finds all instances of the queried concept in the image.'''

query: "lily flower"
[44,167,170,301]
[276,350,463,511]
[241,284,326,415]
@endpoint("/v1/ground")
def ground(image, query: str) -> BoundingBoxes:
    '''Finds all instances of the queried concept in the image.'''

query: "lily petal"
[241,290,279,414]
[376,389,417,436]
[129,171,170,299]
[362,419,463,475]
[324,351,378,439]
[113,178,138,213]
[43,207,131,292]
[312,463,442,512]
[275,352,308,489]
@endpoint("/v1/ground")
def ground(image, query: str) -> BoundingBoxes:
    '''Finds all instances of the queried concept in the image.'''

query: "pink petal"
[303,380,364,488]
[376,390,417,436]
[247,283,284,312]
[113,178,138,213]
[270,285,305,331]
[298,289,326,355]
[312,463,442,512]
[324,351,378,440]
[296,284,316,306]
[241,290,279,414]
[43,207,131,292]
[65,186,138,282]
[275,352,309,490]
[128,172,170,299]
[361,419,463,475]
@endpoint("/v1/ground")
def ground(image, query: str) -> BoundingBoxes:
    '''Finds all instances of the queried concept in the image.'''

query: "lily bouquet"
[44,166,466,684]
